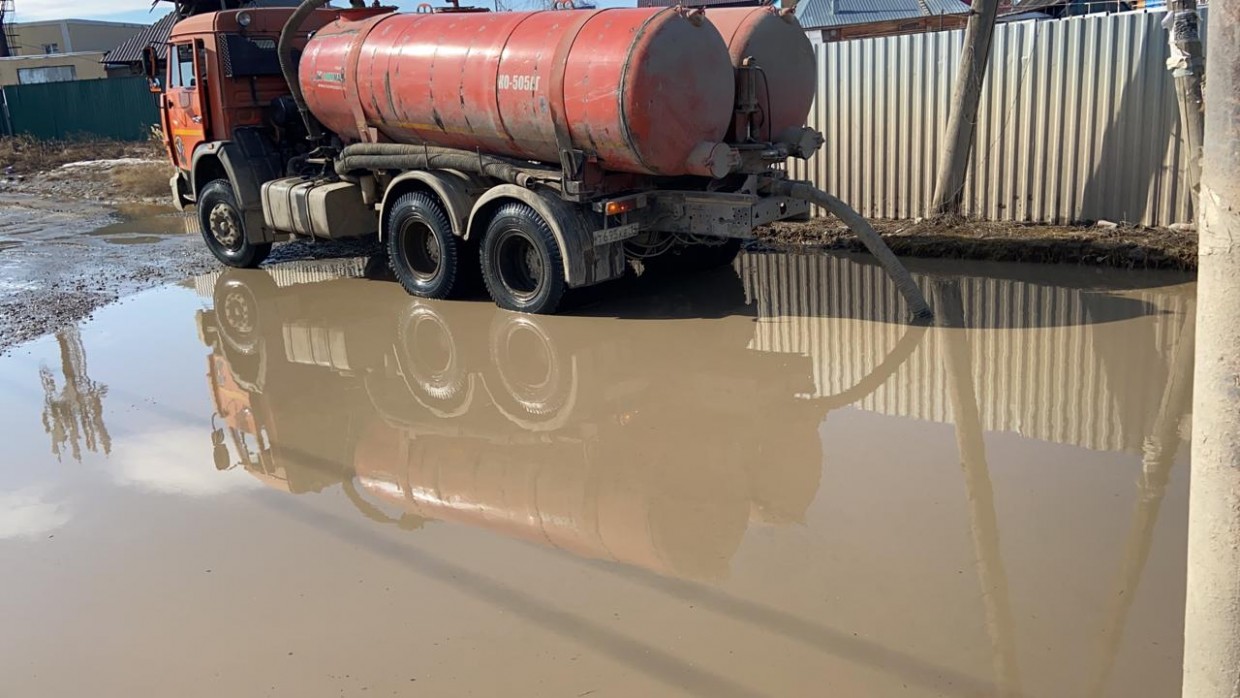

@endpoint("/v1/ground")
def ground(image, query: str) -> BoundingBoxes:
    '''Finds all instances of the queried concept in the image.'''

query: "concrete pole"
[1182,1,1240,695]
[929,0,1002,216]
[1166,0,1205,215]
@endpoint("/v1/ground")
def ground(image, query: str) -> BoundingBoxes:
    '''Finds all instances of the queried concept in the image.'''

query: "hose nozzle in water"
[773,181,933,322]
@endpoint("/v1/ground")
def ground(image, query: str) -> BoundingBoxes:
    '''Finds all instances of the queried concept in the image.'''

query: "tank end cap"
[686,142,740,179]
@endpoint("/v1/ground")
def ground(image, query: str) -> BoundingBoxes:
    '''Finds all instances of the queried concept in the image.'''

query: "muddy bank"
[0,196,213,351]
[758,217,1198,271]
[0,194,379,353]
[1,158,173,207]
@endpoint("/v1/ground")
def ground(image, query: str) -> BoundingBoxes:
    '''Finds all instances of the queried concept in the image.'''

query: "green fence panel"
[1,76,159,141]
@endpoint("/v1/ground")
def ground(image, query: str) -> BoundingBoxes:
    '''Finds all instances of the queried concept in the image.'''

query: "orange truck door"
[165,40,210,171]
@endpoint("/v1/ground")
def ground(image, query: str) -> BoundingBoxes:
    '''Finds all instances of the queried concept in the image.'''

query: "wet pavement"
[0,252,1195,697]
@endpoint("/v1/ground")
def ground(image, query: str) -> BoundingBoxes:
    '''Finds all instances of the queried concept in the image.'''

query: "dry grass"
[0,135,163,175]
[110,161,174,198]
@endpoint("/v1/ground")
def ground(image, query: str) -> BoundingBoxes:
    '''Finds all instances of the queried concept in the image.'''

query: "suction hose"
[334,143,545,186]
[772,180,933,321]
[278,0,365,143]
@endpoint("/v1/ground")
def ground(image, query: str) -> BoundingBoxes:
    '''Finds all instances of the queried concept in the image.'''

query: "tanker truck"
[146,1,840,314]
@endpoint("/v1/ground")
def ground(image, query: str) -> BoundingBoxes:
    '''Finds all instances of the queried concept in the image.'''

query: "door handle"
[192,116,202,124]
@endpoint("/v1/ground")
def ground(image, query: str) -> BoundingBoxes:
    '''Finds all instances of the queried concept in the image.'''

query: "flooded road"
[0,252,1194,697]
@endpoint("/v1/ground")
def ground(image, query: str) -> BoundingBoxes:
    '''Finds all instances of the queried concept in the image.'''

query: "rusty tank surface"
[300,7,738,177]
[707,6,817,143]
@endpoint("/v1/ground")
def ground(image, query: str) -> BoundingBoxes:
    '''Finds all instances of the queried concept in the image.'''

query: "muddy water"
[0,253,1194,697]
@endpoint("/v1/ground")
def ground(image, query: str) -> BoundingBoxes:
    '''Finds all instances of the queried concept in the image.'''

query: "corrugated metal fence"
[1,76,159,141]
[790,10,1197,226]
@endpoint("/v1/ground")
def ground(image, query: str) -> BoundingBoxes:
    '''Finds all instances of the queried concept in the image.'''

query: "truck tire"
[198,179,271,268]
[387,192,463,299]
[480,203,567,314]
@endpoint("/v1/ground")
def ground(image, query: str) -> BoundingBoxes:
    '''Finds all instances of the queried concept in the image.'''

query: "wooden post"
[929,0,1001,216]
[1166,0,1205,215]
[1182,1,1240,695]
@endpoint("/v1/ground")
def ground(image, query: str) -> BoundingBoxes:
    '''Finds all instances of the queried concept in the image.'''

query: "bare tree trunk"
[1166,0,1205,215]
[1182,1,1240,695]
[929,0,1001,216]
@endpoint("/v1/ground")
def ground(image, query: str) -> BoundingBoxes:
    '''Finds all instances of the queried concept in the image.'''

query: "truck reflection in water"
[198,264,827,580]
[195,251,1194,602]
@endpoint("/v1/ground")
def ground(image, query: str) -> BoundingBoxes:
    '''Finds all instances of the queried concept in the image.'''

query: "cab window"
[170,44,195,88]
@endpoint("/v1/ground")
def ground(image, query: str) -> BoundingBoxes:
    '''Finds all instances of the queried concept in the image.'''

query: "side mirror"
[141,45,160,89]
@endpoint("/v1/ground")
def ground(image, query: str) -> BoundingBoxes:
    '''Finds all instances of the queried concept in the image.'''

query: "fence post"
[0,87,12,138]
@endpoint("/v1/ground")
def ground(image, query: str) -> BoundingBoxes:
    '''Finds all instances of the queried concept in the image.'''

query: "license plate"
[593,222,639,246]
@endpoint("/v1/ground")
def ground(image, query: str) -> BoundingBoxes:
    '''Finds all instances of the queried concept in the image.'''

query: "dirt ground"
[759,217,1197,271]
[0,142,1200,353]
[0,150,379,353]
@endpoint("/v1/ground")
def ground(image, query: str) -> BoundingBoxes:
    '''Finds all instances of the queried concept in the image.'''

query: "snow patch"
[59,158,159,170]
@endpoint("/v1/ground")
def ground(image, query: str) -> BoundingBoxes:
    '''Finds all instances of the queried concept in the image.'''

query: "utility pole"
[0,0,14,58]
[929,0,1001,216]
[1166,0,1205,214]
[1182,1,1240,696]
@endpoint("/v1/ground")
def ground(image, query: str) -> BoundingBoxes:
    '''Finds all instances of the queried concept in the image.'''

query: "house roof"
[101,12,176,65]
[795,0,972,30]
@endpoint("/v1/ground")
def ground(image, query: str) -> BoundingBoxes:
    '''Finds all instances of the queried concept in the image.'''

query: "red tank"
[707,7,816,143]
[300,7,738,178]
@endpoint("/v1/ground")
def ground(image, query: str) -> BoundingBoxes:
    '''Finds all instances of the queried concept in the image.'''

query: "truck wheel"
[387,192,462,299]
[198,179,271,268]
[480,203,566,314]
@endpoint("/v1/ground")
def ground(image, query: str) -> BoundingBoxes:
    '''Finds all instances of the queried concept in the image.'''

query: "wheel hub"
[524,246,543,279]
[400,221,442,282]
[208,204,242,249]
[222,291,254,335]
[496,231,544,300]
[424,234,441,265]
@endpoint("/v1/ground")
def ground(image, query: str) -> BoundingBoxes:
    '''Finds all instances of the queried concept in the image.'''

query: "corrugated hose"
[772,180,933,321]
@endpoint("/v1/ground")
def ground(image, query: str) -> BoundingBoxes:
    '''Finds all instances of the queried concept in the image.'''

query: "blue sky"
[18,0,639,23]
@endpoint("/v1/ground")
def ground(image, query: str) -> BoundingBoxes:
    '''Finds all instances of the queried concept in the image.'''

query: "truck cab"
[156,6,342,265]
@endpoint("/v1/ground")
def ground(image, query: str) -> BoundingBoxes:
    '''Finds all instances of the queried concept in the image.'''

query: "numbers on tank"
[497,74,540,92]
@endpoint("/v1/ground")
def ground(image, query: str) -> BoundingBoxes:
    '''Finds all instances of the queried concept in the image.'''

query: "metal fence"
[790,9,1197,226]
[1,76,159,141]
